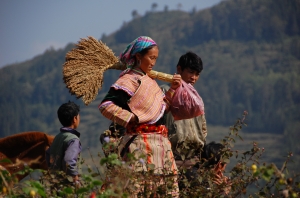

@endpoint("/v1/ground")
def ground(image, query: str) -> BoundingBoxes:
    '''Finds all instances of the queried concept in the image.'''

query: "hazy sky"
[0,0,221,68]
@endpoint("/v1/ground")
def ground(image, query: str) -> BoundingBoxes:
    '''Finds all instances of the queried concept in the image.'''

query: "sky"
[0,0,221,68]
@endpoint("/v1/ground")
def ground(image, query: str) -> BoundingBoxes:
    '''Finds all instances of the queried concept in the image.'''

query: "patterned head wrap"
[120,36,157,69]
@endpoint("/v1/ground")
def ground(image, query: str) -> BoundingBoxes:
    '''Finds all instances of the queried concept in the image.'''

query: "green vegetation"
[0,0,299,176]
[1,113,299,197]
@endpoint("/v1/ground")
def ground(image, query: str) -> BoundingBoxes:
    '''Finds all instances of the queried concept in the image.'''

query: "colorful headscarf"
[119,36,157,69]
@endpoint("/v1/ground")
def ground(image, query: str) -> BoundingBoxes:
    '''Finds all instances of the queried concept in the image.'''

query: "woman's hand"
[170,74,182,90]
[130,114,138,124]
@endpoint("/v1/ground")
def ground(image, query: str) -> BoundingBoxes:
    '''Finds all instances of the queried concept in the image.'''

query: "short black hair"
[57,101,80,127]
[202,141,225,167]
[177,51,203,73]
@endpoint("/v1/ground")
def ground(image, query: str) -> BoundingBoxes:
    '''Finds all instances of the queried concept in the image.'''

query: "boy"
[46,101,82,185]
[161,51,207,167]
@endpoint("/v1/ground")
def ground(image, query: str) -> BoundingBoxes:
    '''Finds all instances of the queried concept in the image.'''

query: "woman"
[98,36,181,196]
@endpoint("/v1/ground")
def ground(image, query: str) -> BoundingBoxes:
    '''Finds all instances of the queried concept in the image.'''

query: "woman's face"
[136,46,159,74]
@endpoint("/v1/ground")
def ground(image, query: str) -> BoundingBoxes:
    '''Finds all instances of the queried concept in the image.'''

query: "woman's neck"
[132,67,146,75]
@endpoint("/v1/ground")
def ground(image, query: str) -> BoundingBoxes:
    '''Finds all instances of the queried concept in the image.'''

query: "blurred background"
[0,0,221,68]
[0,0,299,175]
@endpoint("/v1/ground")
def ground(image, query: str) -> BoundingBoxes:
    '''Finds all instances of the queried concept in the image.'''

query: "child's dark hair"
[177,51,203,73]
[57,101,80,127]
[202,141,225,167]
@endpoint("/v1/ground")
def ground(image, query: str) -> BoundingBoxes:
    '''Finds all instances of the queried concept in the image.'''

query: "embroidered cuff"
[166,88,176,97]
[99,102,133,127]
[165,88,175,105]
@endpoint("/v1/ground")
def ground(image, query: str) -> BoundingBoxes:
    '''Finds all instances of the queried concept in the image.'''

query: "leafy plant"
[1,112,299,197]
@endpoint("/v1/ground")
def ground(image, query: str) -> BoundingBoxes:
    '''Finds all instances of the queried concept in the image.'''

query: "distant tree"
[46,46,55,52]
[177,3,182,10]
[121,21,127,28]
[131,10,139,19]
[190,6,197,15]
[164,5,168,12]
[101,33,107,40]
[151,3,158,12]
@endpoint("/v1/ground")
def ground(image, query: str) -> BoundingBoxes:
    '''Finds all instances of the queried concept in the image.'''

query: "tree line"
[0,0,299,154]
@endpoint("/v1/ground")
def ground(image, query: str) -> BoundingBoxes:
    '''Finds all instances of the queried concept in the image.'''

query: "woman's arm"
[164,74,182,111]
[64,139,81,176]
[99,88,136,127]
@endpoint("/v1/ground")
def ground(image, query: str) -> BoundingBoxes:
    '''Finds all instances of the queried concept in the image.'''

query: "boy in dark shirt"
[46,101,82,185]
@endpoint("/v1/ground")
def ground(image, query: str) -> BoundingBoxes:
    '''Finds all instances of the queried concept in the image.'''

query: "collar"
[60,127,81,138]
[131,67,146,76]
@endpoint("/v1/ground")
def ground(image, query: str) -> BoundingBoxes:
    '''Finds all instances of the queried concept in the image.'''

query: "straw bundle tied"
[63,36,173,105]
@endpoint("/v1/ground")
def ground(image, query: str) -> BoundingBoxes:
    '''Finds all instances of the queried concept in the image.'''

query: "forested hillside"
[0,0,299,156]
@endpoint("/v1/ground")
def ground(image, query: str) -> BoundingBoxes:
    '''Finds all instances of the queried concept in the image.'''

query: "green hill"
[0,0,299,167]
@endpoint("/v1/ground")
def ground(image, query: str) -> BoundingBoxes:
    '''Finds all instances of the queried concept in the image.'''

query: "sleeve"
[202,114,208,139]
[160,84,176,112]
[64,139,81,176]
[99,88,135,127]
[165,88,176,107]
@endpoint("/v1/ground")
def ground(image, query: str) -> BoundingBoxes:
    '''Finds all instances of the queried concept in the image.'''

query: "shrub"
[1,111,299,197]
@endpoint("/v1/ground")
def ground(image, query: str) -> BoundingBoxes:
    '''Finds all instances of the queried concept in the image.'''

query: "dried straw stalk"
[63,36,173,105]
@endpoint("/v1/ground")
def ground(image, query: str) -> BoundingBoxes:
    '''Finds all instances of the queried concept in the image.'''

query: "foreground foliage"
[1,112,299,197]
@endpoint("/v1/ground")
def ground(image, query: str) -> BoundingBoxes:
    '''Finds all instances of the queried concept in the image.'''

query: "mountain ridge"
[0,0,299,156]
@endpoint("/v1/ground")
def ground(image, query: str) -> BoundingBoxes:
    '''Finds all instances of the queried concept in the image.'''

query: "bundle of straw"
[63,36,173,105]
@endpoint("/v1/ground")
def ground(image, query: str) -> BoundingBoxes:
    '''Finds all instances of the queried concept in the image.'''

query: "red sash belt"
[126,123,168,137]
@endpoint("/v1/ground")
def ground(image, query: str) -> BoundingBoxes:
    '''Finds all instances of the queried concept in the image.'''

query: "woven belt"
[126,123,168,137]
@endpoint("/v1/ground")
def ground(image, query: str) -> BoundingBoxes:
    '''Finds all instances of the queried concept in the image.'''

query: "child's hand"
[73,175,81,188]
[212,172,224,185]
[213,174,232,195]
[170,74,182,90]
[74,180,81,188]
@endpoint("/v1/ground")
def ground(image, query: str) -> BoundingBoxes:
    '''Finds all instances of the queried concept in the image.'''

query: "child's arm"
[64,139,81,177]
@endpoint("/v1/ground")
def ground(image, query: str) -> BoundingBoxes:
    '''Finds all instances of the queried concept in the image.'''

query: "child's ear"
[73,115,77,123]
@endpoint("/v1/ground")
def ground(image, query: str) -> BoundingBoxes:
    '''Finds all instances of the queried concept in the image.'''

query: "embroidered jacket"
[99,69,174,127]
